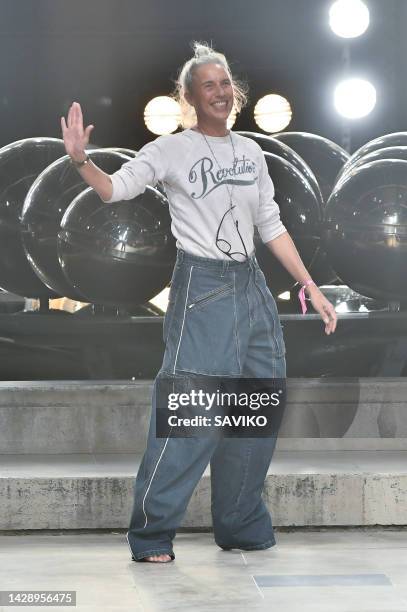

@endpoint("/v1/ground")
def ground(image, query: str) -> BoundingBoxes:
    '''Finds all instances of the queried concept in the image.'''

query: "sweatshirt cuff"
[258,224,288,244]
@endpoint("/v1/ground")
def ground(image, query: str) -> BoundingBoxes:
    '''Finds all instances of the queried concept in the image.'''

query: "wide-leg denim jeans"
[126,248,286,561]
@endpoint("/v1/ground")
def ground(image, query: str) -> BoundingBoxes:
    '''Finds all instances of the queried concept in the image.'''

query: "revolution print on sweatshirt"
[101,128,287,260]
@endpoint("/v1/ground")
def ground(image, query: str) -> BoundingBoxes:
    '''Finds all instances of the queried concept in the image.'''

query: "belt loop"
[178,249,184,263]
[221,259,228,277]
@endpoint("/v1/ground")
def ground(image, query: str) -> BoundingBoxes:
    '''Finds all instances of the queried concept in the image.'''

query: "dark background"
[0,0,404,153]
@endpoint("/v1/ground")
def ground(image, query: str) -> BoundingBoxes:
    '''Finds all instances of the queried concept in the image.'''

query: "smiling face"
[184,62,234,129]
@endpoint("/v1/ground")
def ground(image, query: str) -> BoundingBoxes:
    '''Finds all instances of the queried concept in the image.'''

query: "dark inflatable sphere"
[236,131,323,205]
[58,185,176,307]
[22,149,133,301]
[107,147,137,157]
[335,146,407,189]
[339,132,407,179]
[254,152,322,297]
[0,137,67,298]
[239,132,336,285]
[274,132,350,203]
[324,159,407,301]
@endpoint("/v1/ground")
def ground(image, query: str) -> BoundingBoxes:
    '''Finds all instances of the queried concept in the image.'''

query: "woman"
[61,41,337,563]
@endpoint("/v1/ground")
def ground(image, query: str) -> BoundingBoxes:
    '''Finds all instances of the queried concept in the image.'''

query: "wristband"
[298,279,315,314]
[71,153,90,168]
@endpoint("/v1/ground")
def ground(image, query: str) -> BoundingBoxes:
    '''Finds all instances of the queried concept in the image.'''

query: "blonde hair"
[172,41,249,128]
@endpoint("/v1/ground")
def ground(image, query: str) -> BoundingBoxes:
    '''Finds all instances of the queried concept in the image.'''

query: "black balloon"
[0,137,67,298]
[254,152,322,297]
[107,147,137,157]
[324,159,407,301]
[335,146,407,188]
[239,132,336,285]
[339,132,407,179]
[22,149,133,300]
[58,185,176,307]
[236,131,323,205]
[274,131,350,203]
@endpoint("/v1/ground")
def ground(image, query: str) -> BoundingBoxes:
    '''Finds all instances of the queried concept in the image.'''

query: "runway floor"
[1,529,407,611]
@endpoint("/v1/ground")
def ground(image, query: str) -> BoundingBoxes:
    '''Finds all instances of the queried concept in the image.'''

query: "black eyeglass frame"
[215,204,249,263]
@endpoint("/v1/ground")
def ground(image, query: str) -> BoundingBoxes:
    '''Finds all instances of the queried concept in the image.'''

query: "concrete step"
[1,379,407,454]
[1,451,407,530]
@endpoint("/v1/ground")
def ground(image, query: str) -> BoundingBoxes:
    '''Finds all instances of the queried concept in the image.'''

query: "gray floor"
[1,529,407,612]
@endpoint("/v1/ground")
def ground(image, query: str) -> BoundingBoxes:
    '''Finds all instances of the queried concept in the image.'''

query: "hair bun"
[193,41,213,59]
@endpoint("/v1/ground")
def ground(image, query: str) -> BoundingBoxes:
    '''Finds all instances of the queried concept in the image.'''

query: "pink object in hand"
[298,279,315,314]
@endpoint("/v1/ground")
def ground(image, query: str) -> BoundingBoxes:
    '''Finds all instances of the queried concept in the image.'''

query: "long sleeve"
[255,151,288,243]
[101,137,169,203]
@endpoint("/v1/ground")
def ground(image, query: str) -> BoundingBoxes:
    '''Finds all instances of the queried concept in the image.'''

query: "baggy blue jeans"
[126,248,286,561]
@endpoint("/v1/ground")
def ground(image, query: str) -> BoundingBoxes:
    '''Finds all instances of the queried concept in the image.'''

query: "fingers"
[74,101,84,128]
[65,101,82,130]
[76,101,83,122]
[309,292,338,335]
[323,303,337,335]
[85,124,94,138]
[72,102,80,127]
[317,301,337,335]
[67,103,74,128]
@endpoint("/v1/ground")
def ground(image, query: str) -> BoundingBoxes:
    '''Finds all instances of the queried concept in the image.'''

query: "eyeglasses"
[216,205,249,263]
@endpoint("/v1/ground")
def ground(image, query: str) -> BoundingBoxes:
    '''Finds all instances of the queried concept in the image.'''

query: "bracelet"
[298,279,315,315]
[70,153,90,168]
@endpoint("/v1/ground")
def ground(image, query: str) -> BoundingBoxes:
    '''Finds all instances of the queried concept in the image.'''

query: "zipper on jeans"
[188,282,233,310]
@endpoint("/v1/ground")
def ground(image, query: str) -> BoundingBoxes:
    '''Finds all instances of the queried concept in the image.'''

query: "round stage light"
[334,78,376,119]
[329,0,370,38]
[254,94,292,133]
[144,96,181,135]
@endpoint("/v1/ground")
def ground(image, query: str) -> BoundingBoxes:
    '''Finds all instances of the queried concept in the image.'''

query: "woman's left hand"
[307,286,337,335]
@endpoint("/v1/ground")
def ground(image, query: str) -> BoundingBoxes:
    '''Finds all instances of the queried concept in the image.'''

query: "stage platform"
[0,379,406,530]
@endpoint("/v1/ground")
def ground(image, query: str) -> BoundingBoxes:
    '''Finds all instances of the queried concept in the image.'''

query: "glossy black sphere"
[336,146,407,188]
[324,159,407,301]
[21,150,132,300]
[236,131,323,205]
[339,132,407,179]
[239,132,336,285]
[107,147,137,157]
[254,152,322,296]
[0,137,67,298]
[58,185,176,306]
[274,132,350,203]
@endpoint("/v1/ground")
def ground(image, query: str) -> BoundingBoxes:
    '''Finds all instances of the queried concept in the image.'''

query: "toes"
[144,554,172,562]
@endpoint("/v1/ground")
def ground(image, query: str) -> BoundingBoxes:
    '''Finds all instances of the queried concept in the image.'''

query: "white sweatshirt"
[102,128,287,260]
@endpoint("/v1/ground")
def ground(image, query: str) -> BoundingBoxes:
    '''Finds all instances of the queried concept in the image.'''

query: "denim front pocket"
[187,281,234,312]
[173,267,241,376]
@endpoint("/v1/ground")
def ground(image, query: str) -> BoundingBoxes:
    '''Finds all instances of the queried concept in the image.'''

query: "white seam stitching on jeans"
[141,435,170,529]
[125,531,135,559]
[141,265,194,530]
[173,264,194,375]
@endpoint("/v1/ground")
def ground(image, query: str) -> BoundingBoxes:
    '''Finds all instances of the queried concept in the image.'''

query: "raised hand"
[60,101,94,160]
